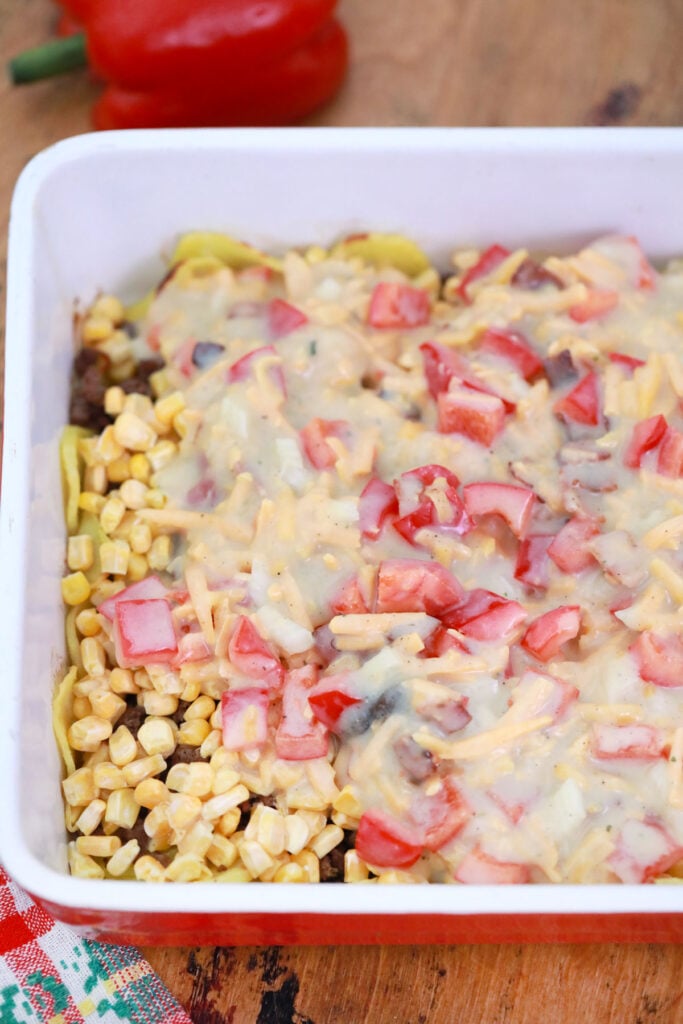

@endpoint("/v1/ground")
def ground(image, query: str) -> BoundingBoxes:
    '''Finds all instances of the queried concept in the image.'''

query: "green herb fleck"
[309,340,318,356]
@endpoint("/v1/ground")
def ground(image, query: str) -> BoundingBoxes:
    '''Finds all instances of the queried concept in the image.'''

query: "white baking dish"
[4,127,683,944]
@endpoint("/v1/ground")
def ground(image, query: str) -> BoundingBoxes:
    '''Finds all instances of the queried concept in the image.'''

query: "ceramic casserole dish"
[3,127,683,945]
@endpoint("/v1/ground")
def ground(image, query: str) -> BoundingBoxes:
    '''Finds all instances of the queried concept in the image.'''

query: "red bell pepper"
[11,0,349,129]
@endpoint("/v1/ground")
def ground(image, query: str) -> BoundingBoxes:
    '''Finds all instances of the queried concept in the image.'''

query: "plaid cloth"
[0,867,192,1024]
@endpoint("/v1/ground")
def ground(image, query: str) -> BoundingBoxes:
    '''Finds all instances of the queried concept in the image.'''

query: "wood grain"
[3,0,683,1020]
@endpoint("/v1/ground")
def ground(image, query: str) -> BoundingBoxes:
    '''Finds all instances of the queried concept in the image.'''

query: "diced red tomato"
[358,477,398,540]
[355,810,423,868]
[463,482,536,538]
[608,819,683,884]
[228,615,284,690]
[514,533,553,590]
[509,669,578,723]
[438,386,507,446]
[592,724,666,761]
[420,341,469,399]
[98,575,169,621]
[375,559,464,616]
[307,673,362,733]
[553,371,601,426]
[393,464,472,544]
[568,289,618,323]
[267,298,308,339]
[114,599,178,669]
[275,666,329,761]
[608,352,646,373]
[226,344,286,395]
[367,283,430,329]
[329,576,371,616]
[479,328,544,382]
[409,778,472,852]
[443,589,527,642]
[656,426,683,478]
[420,625,469,659]
[455,848,530,884]
[521,606,582,663]
[186,476,218,507]
[300,417,350,470]
[173,337,198,378]
[623,414,668,469]
[547,516,600,573]
[457,244,510,304]
[631,631,683,689]
[221,687,270,751]
[172,632,213,666]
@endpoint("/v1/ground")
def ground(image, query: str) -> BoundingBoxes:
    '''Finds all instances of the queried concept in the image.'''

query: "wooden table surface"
[3,0,683,1021]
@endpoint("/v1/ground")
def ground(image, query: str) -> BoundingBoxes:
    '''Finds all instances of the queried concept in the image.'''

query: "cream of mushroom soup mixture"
[56,231,683,885]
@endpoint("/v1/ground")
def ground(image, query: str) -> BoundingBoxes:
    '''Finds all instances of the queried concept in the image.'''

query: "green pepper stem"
[9,33,88,85]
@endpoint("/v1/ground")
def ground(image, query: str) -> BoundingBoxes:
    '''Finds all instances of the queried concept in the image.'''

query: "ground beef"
[164,744,204,769]
[117,698,147,738]
[319,830,356,882]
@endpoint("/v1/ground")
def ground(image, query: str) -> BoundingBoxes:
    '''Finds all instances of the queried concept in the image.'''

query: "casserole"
[4,127,683,943]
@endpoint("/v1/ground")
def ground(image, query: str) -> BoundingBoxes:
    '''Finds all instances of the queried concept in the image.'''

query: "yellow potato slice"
[331,232,431,277]
[53,666,77,777]
[60,425,92,535]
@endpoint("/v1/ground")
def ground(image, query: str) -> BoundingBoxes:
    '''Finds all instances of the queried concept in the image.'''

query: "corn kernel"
[145,489,167,510]
[254,807,286,857]
[104,385,125,417]
[149,369,170,398]
[141,691,178,716]
[67,535,94,572]
[148,443,179,477]
[105,788,140,829]
[74,798,106,836]
[177,718,211,747]
[178,819,214,858]
[95,425,125,464]
[65,804,81,832]
[99,330,132,366]
[68,842,105,879]
[82,314,114,344]
[68,715,113,752]
[284,814,309,855]
[76,834,122,858]
[93,762,127,790]
[89,689,126,723]
[167,794,203,832]
[100,539,130,575]
[166,762,213,798]
[123,392,153,418]
[114,412,157,452]
[165,854,212,883]
[126,552,148,582]
[344,850,370,882]
[81,637,107,677]
[308,824,344,859]
[173,408,201,442]
[215,808,241,837]
[240,840,274,879]
[75,608,101,637]
[83,464,107,494]
[100,496,126,535]
[109,669,137,697]
[154,392,185,427]
[134,855,166,882]
[179,676,202,703]
[135,778,170,809]
[206,834,237,869]
[138,718,176,758]
[78,491,106,515]
[92,294,125,323]
[185,695,215,721]
[214,864,251,883]
[123,753,167,787]
[296,810,326,836]
[129,522,152,554]
[83,744,111,769]
[109,725,138,766]
[200,729,222,759]
[211,767,240,796]
[294,849,320,883]
[107,838,140,877]
[274,863,307,883]
[72,695,92,720]
[62,767,98,807]
[333,784,363,819]
[120,478,148,510]
[107,457,131,483]
[62,572,91,606]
